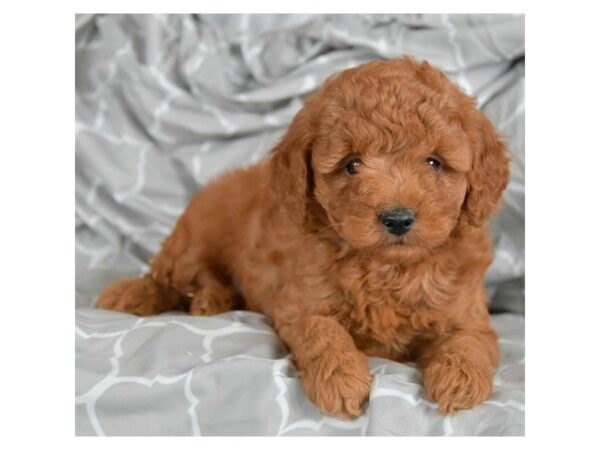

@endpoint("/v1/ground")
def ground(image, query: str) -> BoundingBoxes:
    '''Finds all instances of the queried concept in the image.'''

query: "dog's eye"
[426,157,443,172]
[345,159,362,175]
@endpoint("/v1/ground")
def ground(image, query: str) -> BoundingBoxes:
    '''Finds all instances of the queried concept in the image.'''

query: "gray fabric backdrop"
[75,14,525,436]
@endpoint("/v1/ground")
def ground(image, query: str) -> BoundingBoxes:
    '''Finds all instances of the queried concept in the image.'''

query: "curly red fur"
[98,58,510,417]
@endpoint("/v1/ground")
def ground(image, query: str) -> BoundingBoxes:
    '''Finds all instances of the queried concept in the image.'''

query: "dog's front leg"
[277,315,372,418]
[418,326,499,414]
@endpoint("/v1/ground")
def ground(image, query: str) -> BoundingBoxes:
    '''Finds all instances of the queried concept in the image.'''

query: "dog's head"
[270,58,510,263]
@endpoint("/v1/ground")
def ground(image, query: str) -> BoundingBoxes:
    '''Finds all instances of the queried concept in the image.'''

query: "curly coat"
[98,58,510,417]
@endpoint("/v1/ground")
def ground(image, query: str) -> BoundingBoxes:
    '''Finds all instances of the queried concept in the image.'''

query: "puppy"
[98,57,510,417]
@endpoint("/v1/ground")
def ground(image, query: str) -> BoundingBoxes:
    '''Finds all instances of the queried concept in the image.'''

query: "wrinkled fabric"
[75,14,525,436]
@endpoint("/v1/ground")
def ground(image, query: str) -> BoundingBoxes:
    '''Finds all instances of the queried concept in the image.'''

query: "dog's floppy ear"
[462,111,511,227]
[269,95,319,227]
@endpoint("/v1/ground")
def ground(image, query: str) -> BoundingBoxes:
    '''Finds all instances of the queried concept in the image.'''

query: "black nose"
[379,208,416,236]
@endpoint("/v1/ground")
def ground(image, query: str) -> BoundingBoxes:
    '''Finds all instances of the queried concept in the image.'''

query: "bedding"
[75,14,525,436]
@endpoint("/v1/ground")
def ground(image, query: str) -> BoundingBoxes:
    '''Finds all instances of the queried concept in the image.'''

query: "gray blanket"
[75,14,525,436]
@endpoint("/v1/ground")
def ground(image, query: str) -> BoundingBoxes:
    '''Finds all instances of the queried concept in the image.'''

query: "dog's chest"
[332,263,444,359]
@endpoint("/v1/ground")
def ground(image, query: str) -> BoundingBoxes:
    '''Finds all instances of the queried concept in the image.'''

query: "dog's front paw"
[299,350,372,419]
[423,354,493,415]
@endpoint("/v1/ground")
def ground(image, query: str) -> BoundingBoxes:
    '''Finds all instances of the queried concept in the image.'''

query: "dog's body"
[98,58,509,418]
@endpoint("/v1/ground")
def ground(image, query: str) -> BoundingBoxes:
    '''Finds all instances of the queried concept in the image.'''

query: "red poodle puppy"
[98,57,510,417]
